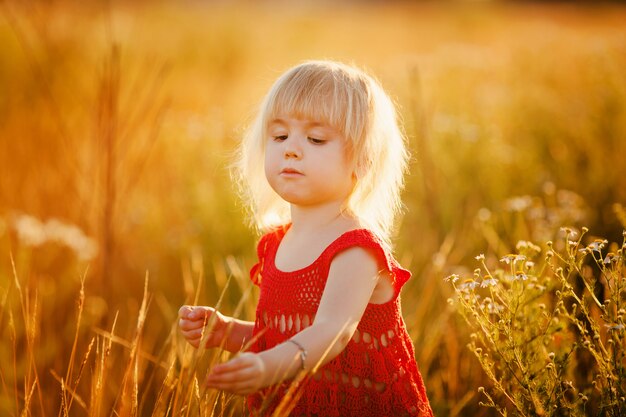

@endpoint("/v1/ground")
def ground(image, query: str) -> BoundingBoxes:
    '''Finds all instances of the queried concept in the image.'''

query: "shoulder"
[324,228,411,297]
[324,229,392,269]
[328,244,381,280]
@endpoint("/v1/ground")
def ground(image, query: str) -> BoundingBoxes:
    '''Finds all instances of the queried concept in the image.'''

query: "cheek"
[264,152,274,180]
[264,145,283,185]
[340,153,356,180]
[264,143,276,167]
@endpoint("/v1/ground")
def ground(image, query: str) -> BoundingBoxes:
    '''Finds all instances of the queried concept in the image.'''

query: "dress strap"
[320,229,411,298]
[249,226,287,285]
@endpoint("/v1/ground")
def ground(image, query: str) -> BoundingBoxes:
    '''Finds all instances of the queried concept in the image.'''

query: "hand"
[206,352,266,395]
[178,305,229,349]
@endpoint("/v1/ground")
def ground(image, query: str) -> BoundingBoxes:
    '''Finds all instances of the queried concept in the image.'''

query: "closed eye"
[273,135,288,141]
[308,137,325,144]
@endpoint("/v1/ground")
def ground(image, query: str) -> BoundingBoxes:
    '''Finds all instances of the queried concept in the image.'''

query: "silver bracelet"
[285,339,307,371]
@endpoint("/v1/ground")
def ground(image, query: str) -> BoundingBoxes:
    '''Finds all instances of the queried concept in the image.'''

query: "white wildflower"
[481,278,498,288]
[515,273,529,281]
[459,280,480,291]
[444,274,460,283]
[500,254,526,265]
[587,239,608,253]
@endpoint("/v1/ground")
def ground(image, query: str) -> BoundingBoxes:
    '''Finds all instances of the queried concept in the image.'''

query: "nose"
[284,137,302,159]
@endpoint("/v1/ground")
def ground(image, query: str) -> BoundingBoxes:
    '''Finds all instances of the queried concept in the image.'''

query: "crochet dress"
[246,227,433,417]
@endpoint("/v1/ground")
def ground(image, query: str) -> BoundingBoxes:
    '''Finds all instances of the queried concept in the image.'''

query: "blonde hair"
[234,60,409,247]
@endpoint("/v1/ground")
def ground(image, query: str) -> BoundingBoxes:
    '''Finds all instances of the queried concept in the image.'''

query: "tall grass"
[1,1,625,415]
[0,246,250,416]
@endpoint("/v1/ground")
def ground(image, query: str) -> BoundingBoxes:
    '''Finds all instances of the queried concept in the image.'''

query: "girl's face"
[264,116,354,208]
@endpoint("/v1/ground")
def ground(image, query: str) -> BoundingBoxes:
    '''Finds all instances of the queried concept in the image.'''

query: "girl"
[178,60,433,416]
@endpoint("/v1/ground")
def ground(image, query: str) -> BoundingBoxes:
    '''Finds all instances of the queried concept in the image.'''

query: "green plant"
[448,223,626,416]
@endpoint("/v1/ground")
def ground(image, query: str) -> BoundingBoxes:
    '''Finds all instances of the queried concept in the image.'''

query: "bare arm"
[206,246,381,394]
[178,306,255,353]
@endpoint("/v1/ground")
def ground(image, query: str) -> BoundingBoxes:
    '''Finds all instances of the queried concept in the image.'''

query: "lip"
[280,168,304,176]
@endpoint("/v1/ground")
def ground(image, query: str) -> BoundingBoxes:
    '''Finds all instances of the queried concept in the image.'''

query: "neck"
[289,200,355,234]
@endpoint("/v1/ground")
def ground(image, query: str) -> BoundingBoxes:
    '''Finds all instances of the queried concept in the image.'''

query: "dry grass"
[0,1,625,415]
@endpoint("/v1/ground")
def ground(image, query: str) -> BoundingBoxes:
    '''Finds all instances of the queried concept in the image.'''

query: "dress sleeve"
[323,229,411,299]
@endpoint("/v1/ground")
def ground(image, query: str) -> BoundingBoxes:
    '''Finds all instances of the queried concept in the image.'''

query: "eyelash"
[272,135,325,145]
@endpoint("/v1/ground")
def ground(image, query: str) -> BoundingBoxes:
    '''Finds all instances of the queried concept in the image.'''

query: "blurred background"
[1,0,625,415]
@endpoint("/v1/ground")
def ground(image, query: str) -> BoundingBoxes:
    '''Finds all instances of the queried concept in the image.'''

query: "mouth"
[280,167,304,176]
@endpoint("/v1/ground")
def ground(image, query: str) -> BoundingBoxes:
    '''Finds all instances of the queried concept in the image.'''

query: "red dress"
[247,227,433,417]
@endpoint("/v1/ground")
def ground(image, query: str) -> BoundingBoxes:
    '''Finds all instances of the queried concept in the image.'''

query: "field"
[1,1,625,416]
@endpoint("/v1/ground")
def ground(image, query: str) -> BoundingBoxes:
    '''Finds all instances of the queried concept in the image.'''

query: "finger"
[179,306,212,320]
[207,379,256,394]
[178,305,193,318]
[179,319,205,331]
[188,306,212,320]
[181,328,204,339]
[185,338,200,348]
[206,369,249,386]
[206,369,258,394]
[210,357,251,374]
